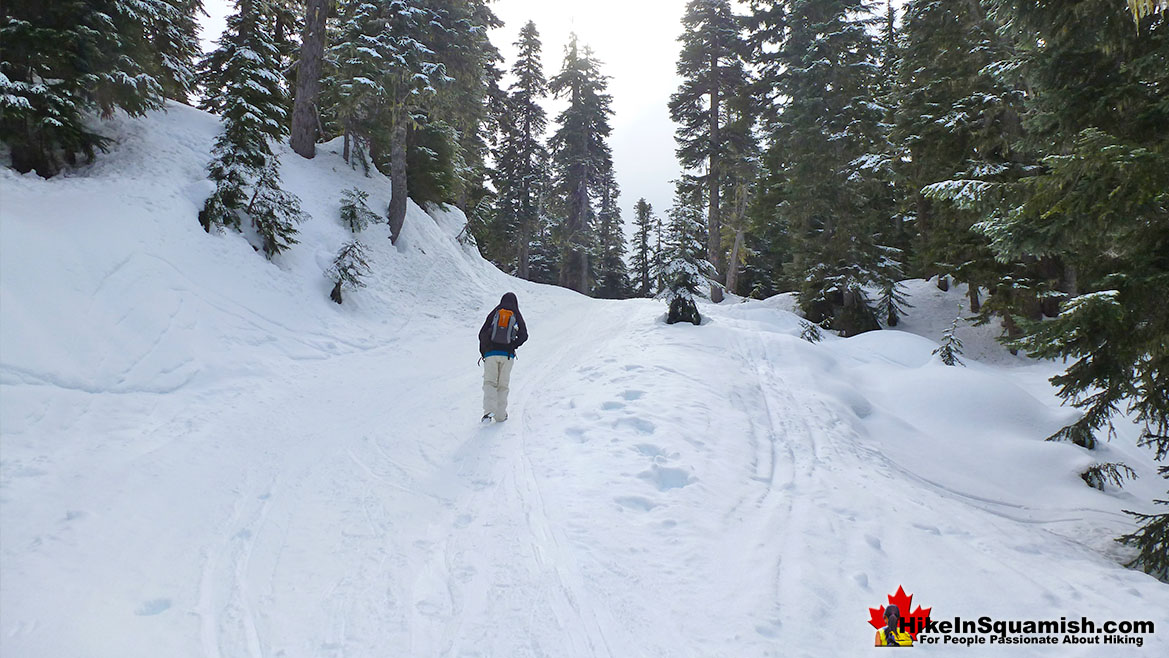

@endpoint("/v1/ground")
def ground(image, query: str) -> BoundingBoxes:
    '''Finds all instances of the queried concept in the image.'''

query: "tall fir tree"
[891,0,1027,320]
[593,174,630,299]
[144,0,206,103]
[378,0,450,243]
[419,0,502,214]
[0,0,172,177]
[548,34,615,294]
[958,0,1167,580]
[197,0,305,258]
[669,0,752,283]
[760,0,894,336]
[631,198,656,297]
[491,20,549,280]
[326,0,387,168]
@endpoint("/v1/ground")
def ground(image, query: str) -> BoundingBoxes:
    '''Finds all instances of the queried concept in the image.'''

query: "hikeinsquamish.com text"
[908,616,1155,648]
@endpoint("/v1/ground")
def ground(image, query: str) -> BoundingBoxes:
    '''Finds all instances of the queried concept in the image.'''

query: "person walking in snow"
[478,292,528,422]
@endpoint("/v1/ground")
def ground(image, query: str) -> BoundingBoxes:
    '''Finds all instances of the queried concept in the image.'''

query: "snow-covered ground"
[2,104,1166,657]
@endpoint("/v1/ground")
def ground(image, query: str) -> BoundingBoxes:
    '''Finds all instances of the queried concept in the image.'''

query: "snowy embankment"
[1,104,1166,657]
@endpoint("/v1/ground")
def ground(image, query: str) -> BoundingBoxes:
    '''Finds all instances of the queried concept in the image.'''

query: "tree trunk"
[725,227,744,294]
[968,283,981,314]
[388,108,408,243]
[290,0,330,158]
[707,53,722,277]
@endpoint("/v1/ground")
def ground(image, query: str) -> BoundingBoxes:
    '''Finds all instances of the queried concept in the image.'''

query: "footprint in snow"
[638,465,694,491]
[135,599,171,616]
[614,417,655,434]
[614,496,658,511]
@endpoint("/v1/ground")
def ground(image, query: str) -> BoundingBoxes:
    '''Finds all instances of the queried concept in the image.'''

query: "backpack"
[489,308,518,345]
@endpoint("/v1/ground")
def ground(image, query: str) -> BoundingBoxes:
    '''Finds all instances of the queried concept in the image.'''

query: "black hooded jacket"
[478,292,528,357]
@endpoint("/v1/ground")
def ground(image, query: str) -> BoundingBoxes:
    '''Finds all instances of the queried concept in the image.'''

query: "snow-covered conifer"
[631,199,655,297]
[662,177,714,325]
[751,0,891,336]
[340,187,379,233]
[799,320,823,344]
[326,240,372,304]
[0,0,167,176]
[548,34,615,293]
[197,0,303,259]
[669,0,751,279]
[593,175,629,299]
[932,309,964,366]
[491,20,548,279]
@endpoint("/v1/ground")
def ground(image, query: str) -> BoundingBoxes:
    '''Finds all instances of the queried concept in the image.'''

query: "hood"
[499,292,519,311]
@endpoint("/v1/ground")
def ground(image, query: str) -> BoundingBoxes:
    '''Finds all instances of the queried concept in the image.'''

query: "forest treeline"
[1,0,1165,580]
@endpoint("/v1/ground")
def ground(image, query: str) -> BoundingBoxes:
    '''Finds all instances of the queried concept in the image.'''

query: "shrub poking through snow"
[326,241,371,304]
[1081,462,1137,490]
[933,309,965,366]
[877,280,912,328]
[340,187,379,233]
[800,320,823,343]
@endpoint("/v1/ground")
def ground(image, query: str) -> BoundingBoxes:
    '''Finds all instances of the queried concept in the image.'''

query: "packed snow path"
[4,295,1168,657]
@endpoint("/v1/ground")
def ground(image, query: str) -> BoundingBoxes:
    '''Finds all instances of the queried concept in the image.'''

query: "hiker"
[478,292,528,422]
[874,605,913,646]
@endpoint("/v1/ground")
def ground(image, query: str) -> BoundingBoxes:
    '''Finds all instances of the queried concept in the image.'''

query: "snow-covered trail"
[5,286,1169,657]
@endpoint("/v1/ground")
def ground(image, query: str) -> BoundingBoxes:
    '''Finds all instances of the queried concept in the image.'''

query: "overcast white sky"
[200,0,687,227]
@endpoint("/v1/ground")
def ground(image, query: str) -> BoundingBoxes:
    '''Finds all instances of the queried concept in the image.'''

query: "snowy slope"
[2,104,1167,657]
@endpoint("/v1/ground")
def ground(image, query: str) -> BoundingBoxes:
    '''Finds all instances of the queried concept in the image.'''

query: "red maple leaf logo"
[868,585,932,640]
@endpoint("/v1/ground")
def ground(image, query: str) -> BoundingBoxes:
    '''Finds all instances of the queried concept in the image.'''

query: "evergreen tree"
[0,0,168,177]
[925,0,1168,580]
[326,240,371,304]
[380,0,451,243]
[526,213,560,285]
[719,90,759,295]
[760,0,892,336]
[419,0,502,214]
[932,308,965,366]
[325,0,451,242]
[340,187,379,232]
[327,0,387,168]
[495,20,549,281]
[593,175,630,299]
[662,176,715,324]
[143,0,205,103]
[197,0,305,258]
[669,0,752,281]
[631,198,655,297]
[892,0,1026,317]
[548,34,614,294]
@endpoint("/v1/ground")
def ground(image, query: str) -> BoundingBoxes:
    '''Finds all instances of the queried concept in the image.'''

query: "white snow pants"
[482,355,515,419]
